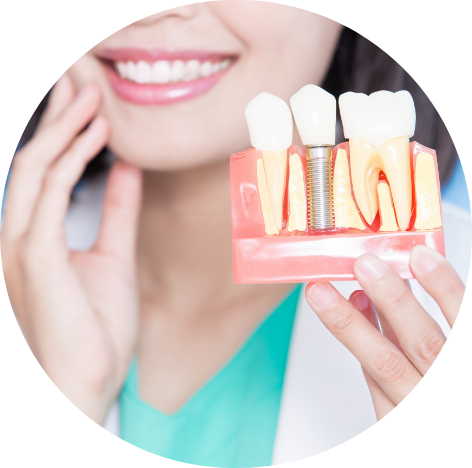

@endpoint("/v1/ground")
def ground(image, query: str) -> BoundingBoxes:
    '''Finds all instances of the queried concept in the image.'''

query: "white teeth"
[185,59,200,81]
[117,62,127,79]
[339,90,416,148]
[114,58,231,84]
[125,61,136,80]
[135,61,152,84]
[171,60,185,82]
[152,61,170,84]
[290,84,336,146]
[200,61,212,77]
[245,92,293,152]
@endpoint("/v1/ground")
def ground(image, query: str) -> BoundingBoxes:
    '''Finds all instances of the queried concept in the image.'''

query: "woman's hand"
[305,246,465,420]
[1,74,142,424]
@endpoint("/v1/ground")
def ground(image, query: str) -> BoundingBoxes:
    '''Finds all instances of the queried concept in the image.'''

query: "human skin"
[1,2,464,425]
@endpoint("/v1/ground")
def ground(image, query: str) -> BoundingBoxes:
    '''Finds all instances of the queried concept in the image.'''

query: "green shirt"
[119,285,301,468]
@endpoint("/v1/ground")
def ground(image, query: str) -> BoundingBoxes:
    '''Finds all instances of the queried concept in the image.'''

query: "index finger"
[36,73,76,131]
[305,282,422,405]
[410,245,465,327]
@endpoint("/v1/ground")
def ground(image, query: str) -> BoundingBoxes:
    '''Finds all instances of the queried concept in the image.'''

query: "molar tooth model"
[230,88,444,284]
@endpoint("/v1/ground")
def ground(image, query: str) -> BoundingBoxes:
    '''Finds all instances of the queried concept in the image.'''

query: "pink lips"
[100,48,234,105]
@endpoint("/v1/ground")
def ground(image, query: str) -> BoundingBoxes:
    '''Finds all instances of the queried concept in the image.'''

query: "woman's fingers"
[25,116,109,253]
[410,245,465,327]
[93,160,142,263]
[361,367,396,420]
[353,254,446,376]
[349,290,380,329]
[36,73,76,132]
[348,291,397,419]
[305,282,422,405]
[2,83,102,242]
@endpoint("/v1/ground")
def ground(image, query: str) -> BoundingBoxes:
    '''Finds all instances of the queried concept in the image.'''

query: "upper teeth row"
[116,59,231,84]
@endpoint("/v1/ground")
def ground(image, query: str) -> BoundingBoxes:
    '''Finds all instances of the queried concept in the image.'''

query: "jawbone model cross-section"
[231,88,444,283]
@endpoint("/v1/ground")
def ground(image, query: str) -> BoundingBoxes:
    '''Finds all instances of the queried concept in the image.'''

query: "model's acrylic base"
[233,229,444,283]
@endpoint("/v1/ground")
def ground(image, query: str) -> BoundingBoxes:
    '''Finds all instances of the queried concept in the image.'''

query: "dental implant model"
[290,85,336,230]
[230,87,444,284]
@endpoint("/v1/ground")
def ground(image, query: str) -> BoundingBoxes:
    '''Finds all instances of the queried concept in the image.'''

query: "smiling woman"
[2,2,469,467]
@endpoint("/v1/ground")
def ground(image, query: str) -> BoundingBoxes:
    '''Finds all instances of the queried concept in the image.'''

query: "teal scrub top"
[119,285,301,468]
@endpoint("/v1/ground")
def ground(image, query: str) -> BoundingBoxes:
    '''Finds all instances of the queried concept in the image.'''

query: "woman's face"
[68,1,342,171]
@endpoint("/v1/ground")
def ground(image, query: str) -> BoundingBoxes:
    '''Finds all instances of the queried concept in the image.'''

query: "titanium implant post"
[306,145,334,230]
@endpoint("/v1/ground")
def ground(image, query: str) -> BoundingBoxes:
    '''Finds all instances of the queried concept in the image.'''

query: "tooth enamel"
[339,90,416,148]
[117,62,127,79]
[135,61,152,84]
[290,84,336,145]
[245,92,293,152]
[200,61,212,77]
[171,60,185,82]
[245,93,293,231]
[126,61,136,81]
[117,58,229,84]
[186,59,200,80]
[152,60,171,84]
[339,91,415,231]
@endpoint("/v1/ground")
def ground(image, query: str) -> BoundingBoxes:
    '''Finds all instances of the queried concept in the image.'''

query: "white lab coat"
[65,174,471,465]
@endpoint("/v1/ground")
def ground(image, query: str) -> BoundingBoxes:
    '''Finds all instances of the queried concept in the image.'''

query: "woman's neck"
[137,158,291,321]
[135,157,293,413]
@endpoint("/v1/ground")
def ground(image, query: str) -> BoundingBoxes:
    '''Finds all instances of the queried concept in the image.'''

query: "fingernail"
[411,245,440,274]
[355,254,388,281]
[349,290,369,311]
[306,283,336,310]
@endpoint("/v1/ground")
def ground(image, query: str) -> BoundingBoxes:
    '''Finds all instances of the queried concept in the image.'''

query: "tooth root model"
[230,87,444,284]
[377,180,399,232]
[290,84,336,230]
[339,91,415,231]
[333,148,366,230]
[245,92,293,233]
[287,149,307,232]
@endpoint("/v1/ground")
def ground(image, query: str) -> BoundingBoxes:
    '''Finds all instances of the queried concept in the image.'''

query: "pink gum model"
[230,141,445,284]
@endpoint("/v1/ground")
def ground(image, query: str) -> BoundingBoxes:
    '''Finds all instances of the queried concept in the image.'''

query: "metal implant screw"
[306,145,334,230]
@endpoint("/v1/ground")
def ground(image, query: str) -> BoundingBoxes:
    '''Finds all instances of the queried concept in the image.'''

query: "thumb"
[93,159,142,262]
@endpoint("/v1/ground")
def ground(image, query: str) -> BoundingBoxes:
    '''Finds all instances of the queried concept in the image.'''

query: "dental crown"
[290,84,336,146]
[339,90,416,148]
[245,92,293,152]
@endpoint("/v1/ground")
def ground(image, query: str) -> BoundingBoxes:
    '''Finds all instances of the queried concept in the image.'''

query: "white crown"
[339,90,416,148]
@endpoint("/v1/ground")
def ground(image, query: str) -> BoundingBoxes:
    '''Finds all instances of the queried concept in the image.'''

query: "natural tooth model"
[333,148,366,230]
[230,87,444,284]
[245,92,293,233]
[339,91,415,231]
[290,84,336,230]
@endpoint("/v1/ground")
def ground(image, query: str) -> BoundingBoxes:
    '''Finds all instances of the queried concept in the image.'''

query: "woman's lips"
[99,48,235,105]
